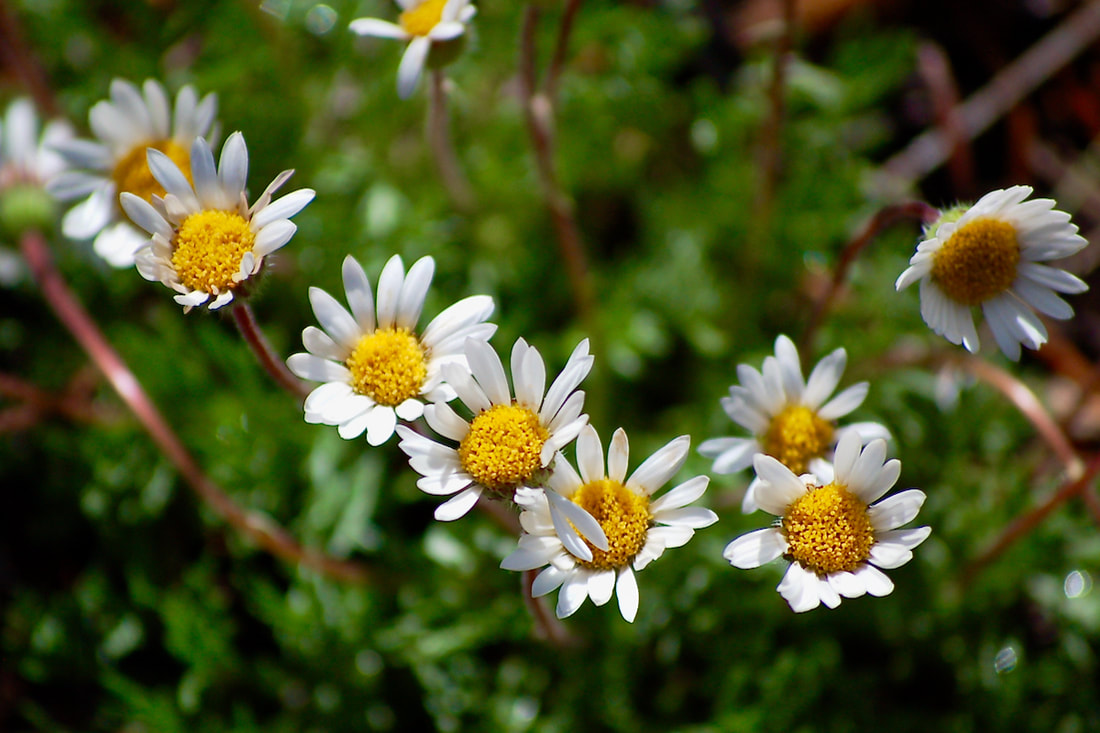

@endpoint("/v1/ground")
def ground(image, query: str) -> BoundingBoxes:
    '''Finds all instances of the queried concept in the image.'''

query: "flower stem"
[800,200,939,360]
[231,301,311,400]
[20,229,371,584]
[427,70,475,212]
[518,5,594,321]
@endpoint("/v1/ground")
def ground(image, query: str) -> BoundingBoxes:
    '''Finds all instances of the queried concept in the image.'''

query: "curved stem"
[545,0,584,102]
[427,70,475,212]
[963,451,1100,583]
[231,301,311,400]
[518,5,593,321]
[20,229,371,584]
[959,355,1082,478]
[800,200,938,360]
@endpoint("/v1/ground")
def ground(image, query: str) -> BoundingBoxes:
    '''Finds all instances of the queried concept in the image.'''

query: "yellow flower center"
[171,210,255,294]
[399,0,448,36]
[113,139,191,209]
[930,218,1020,306]
[571,479,652,570]
[346,327,427,406]
[782,482,874,575]
[458,404,548,493]
[761,404,835,476]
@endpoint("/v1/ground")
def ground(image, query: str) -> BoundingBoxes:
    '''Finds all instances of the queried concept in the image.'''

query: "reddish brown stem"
[963,452,1100,582]
[545,0,583,102]
[231,301,311,400]
[518,5,593,321]
[20,229,371,584]
[0,1,58,115]
[959,356,1082,478]
[800,201,938,359]
[427,70,475,212]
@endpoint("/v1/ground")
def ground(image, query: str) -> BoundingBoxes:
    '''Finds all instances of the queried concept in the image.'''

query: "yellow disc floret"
[931,218,1020,306]
[762,404,835,476]
[571,479,651,570]
[399,0,447,36]
[346,328,427,406]
[171,209,255,294]
[782,482,874,575]
[113,139,191,208]
[458,404,548,493]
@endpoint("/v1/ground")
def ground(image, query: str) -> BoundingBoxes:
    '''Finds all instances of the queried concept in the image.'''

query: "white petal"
[853,563,895,597]
[433,486,481,521]
[626,435,690,495]
[217,132,249,203]
[752,454,808,516]
[547,489,609,554]
[395,256,434,329]
[575,424,604,484]
[302,325,345,361]
[251,188,315,229]
[342,255,377,333]
[466,338,510,406]
[616,567,639,622]
[531,566,568,597]
[607,428,630,483]
[587,569,616,606]
[252,220,296,257]
[649,475,710,514]
[287,353,350,383]
[309,286,361,350]
[397,37,431,99]
[802,348,846,409]
[777,562,822,613]
[700,438,756,474]
[61,185,115,240]
[365,406,398,445]
[512,340,546,411]
[423,401,470,442]
[817,382,867,421]
[868,489,927,531]
[555,572,590,618]
[723,528,787,569]
[349,17,410,39]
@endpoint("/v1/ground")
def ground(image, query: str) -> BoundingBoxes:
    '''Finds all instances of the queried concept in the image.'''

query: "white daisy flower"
[699,334,890,514]
[0,98,73,284]
[285,254,496,446]
[119,132,314,312]
[47,78,217,267]
[0,98,72,189]
[349,0,477,99]
[396,337,593,521]
[896,185,1090,360]
[502,425,717,622]
[724,431,930,613]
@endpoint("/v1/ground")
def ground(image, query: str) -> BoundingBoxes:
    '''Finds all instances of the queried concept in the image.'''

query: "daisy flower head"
[698,334,890,514]
[0,98,73,236]
[724,431,930,613]
[396,336,593,521]
[896,185,1090,360]
[286,254,496,446]
[47,78,217,267]
[502,425,717,622]
[349,0,477,99]
[119,132,314,312]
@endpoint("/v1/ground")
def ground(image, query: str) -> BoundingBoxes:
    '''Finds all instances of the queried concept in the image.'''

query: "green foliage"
[3,1,1098,731]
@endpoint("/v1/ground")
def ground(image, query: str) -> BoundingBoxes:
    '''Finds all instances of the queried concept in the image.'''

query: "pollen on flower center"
[113,139,190,209]
[458,404,548,494]
[571,479,651,570]
[399,0,447,36]
[346,328,427,406]
[762,404,835,476]
[782,482,874,575]
[171,209,255,294]
[931,218,1020,306]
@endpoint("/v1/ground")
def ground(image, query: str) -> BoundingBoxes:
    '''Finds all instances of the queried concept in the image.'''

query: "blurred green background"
[3,0,1100,730]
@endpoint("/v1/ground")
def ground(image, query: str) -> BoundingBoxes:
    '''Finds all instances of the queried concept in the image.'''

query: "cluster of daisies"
[0,0,1092,622]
